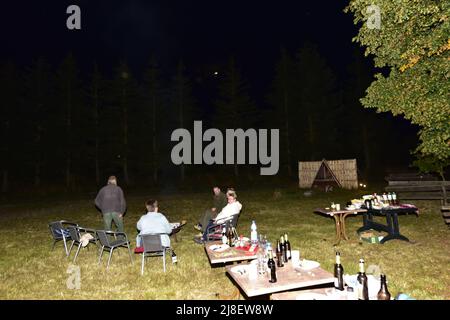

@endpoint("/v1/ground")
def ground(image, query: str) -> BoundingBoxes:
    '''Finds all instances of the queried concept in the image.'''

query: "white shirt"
[214,201,242,224]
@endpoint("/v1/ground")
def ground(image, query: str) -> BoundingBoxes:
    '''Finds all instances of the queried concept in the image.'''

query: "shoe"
[193,237,205,245]
[194,224,202,231]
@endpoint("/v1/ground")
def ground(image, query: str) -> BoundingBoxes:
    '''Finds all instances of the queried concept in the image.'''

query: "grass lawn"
[0,187,449,300]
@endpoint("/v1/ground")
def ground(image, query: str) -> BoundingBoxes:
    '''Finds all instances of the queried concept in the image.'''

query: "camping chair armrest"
[60,221,79,227]
[108,231,130,242]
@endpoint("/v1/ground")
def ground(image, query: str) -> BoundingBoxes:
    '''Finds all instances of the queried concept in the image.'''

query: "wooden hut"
[298,159,358,190]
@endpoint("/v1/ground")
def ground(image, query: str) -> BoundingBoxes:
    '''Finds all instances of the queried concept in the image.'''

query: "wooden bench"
[385,180,450,205]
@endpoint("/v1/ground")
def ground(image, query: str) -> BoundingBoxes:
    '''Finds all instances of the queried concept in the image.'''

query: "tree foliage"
[346,0,450,170]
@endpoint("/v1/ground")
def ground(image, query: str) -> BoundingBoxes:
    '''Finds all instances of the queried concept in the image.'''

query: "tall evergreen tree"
[0,62,20,192]
[268,47,297,177]
[56,53,82,190]
[214,57,255,177]
[143,56,163,184]
[294,43,338,161]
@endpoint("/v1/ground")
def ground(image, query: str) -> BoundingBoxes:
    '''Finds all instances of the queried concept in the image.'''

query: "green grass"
[0,187,449,300]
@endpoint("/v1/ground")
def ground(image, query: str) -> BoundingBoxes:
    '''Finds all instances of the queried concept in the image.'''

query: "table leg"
[333,215,342,246]
[341,213,350,240]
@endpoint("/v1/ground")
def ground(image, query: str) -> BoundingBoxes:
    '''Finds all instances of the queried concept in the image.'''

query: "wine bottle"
[377,274,391,300]
[357,259,369,300]
[267,249,277,283]
[227,222,234,247]
[222,226,227,245]
[280,235,288,263]
[284,233,292,260]
[392,192,398,205]
[171,250,178,264]
[334,252,344,291]
[276,240,284,267]
[387,192,393,206]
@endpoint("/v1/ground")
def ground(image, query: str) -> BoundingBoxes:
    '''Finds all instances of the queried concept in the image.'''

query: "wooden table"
[204,241,259,299]
[314,208,366,246]
[357,205,418,244]
[204,241,259,265]
[225,260,334,298]
[271,287,350,300]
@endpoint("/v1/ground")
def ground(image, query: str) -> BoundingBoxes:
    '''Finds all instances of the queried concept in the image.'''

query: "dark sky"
[1,0,362,80]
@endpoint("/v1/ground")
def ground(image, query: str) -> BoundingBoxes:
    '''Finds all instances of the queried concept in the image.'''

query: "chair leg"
[74,242,82,263]
[68,240,75,257]
[52,240,57,251]
[127,243,133,264]
[62,234,69,256]
[98,246,105,264]
[163,251,166,273]
[141,253,145,275]
[107,247,114,269]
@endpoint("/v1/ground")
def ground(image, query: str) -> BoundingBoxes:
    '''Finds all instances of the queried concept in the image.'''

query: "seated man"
[136,199,173,252]
[194,190,242,244]
[194,186,227,232]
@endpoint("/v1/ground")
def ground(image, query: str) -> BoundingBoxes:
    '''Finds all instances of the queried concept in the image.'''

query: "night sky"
[1,0,362,88]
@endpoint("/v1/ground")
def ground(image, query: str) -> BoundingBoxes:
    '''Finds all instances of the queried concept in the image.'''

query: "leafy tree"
[346,0,450,175]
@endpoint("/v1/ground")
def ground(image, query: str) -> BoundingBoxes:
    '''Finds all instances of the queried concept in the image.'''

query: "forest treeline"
[0,43,418,194]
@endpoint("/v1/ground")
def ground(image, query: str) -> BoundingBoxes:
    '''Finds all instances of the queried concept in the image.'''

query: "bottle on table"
[227,222,234,247]
[334,251,344,291]
[267,248,277,283]
[221,226,227,245]
[275,240,284,267]
[382,193,388,205]
[284,233,292,260]
[357,258,369,300]
[392,192,398,205]
[377,274,391,300]
[171,250,178,264]
[280,235,288,263]
[387,192,393,206]
[250,220,258,244]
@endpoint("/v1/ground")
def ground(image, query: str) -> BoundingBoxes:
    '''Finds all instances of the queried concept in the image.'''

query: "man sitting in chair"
[136,199,172,249]
[194,186,227,232]
[194,190,242,244]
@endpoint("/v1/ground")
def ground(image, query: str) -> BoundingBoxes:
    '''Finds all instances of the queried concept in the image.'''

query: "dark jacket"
[213,192,227,212]
[95,184,126,214]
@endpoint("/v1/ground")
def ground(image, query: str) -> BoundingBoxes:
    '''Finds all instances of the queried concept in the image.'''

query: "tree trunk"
[93,79,100,186]
[66,80,72,190]
[308,115,315,160]
[362,125,371,175]
[283,90,292,177]
[1,170,7,193]
[34,124,42,188]
[122,87,130,186]
[152,95,158,184]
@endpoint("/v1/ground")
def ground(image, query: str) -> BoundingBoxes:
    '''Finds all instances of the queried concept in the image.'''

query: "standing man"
[194,186,227,232]
[95,176,126,232]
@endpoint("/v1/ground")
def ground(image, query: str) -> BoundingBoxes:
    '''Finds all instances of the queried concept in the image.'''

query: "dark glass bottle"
[377,274,391,300]
[171,250,178,264]
[275,240,284,267]
[280,235,288,262]
[284,233,291,260]
[334,252,344,291]
[267,249,277,283]
[357,259,369,300]
[227,222,234,247]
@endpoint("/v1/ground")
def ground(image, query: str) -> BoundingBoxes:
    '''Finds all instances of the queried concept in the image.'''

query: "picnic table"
[357,204,418,244]
[204,241,259,265]
[225,260,334,298]
[314,208,367,246]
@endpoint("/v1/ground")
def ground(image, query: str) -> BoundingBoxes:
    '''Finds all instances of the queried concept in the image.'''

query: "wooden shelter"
[298,159,358,190]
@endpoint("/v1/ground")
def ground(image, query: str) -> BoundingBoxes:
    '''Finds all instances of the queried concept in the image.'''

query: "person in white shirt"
[195,190,242,243]
[136,199,172,248]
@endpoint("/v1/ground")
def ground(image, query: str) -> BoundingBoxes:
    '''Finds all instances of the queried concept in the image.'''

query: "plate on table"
[209,244,229,252]
[230,265,250,276]
[296,259,320,271]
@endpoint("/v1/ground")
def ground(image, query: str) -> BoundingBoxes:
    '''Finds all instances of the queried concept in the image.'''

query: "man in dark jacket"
[194,186,227,232]
[95,176,126,232]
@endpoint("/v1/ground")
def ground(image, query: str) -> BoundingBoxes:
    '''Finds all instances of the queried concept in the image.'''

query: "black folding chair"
[67,226,98,263]
[48,220,79,256]
[140,233,172,275]
[96,230,133,269]
[206,213,240,242]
